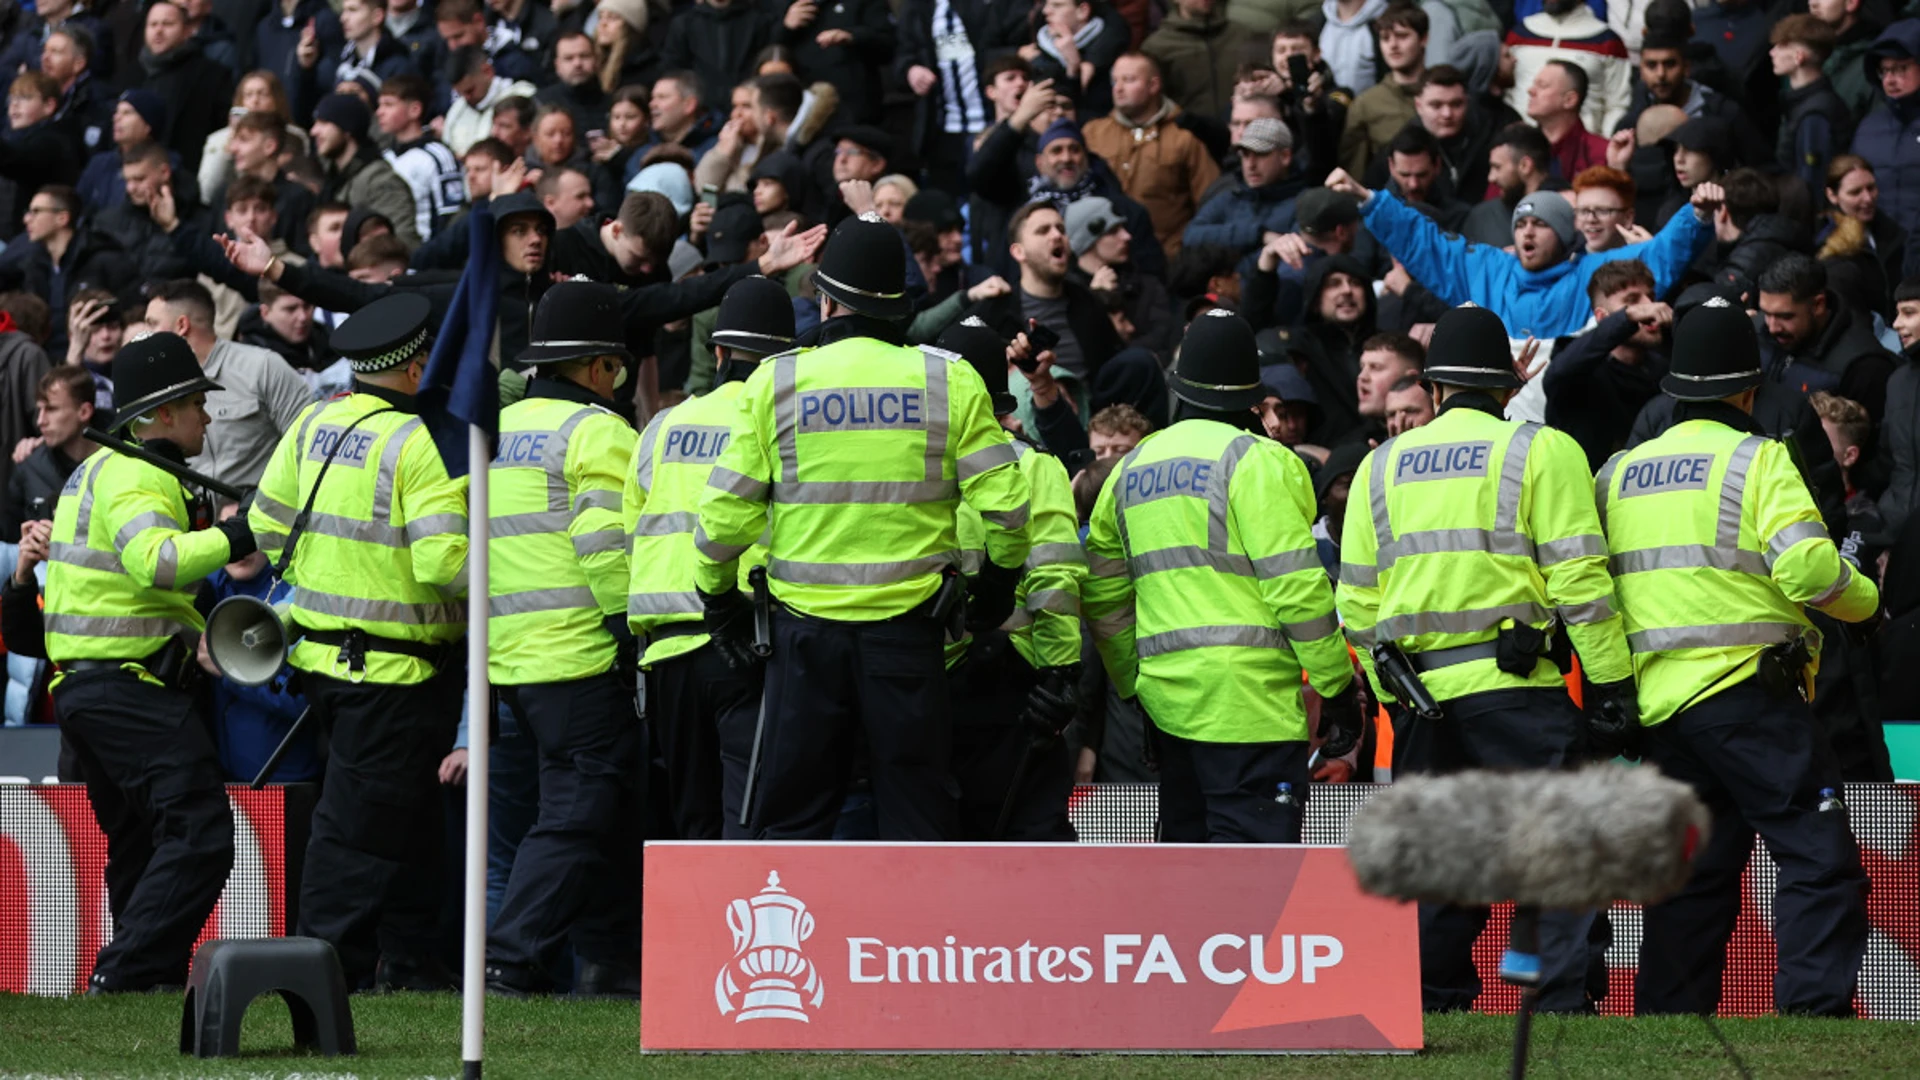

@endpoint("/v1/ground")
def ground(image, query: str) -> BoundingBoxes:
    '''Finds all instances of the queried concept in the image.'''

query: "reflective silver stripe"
[45,613,189,638]
[1025,588,1080,615]
[1381,527,1535,566]
[371,417,425,522]
[493,510,569,538]
[408,512,467,541]
[772,352,800,482]
[769,553,956,586]
[69,455,108,542]
[1374,601,1548,642]
[1131,545,1254,577]
[572,529,625,557]
[956,441,1017,480]
[253,492,296,526]
[1810,561,1855,609]
[632,408,671,492]
[114,511,181,552]
[772,479,959,504]
[1090,604,1136,638]
[1338,562,1378,588]
[1627,621,1801,653]
[1593,453,1622,522]
[1368,434,1397,555]
[294,587,465,625]
[1344,625,1378,648]
[959,548,984,576]
[1209,436,1257,554]
[709,466,770,501]
[633,511,697,537]
[305,511,407,547]
[920,347,950,482]
[574,488,621,514]
[628,590,703,616]
[1000,607,1034,631]
[50,542,123,573]
[490,586,598,616]
[257,533,286,553]
[1610,545,1767,577]
[693,523,751,562]
[1137,624,1286,658]
[1764,520,1829,568]
[1253,548,1321,579]
[1087,551,1127,578]
[1283,613,1340,640]
[1537,534,1608,566]
[1409,640,1499,670]
[1111,445,1145,565]
[1492,423,1539,535]
[1717,437,1766,549]
[980,502,1030,530]
[153,537,179,589]
[1026,542,1087,569]
[1557,597,1615,625]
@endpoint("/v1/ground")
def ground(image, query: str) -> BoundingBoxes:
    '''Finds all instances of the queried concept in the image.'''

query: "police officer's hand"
[699,586,760,669]
[1846,606,1887,645]
[603,613,639,687]
[965,560,1021,632]
[1020,664,1081,740]
[1584,679,1641,760]
[217,513,257,561]
[1316,681,1363,760]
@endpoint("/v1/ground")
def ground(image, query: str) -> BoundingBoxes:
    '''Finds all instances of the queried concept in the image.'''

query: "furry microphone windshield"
[1346,766,1711,909]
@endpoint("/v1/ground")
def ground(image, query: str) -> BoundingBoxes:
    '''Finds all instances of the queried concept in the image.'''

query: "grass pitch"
[2,992,1917,1078]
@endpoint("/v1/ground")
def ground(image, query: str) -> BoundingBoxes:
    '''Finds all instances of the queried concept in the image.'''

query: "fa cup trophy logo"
[715,871,825,1022]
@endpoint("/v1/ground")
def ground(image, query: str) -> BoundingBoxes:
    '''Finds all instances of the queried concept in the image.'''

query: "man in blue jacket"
[1321,166,1721,339]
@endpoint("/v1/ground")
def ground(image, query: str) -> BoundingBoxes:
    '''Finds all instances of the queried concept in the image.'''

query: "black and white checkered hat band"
[349,327,430,373]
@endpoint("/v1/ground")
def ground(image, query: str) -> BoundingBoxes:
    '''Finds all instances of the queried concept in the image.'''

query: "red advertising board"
[641,843,1421,1053]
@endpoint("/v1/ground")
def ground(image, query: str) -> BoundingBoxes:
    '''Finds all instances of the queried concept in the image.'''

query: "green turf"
[2,992,1917,1078]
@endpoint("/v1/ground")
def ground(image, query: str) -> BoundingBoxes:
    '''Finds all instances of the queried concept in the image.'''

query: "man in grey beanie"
[1510,190,1579,271]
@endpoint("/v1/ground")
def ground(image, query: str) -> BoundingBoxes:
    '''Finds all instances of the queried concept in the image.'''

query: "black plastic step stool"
[179,937,356,1058]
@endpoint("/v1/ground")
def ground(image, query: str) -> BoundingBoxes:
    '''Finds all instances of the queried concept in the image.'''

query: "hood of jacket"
[1322,0,1387,30]
[1114,97,1179,132]
[1868,20,1920,111]
[1301,252,1377,330]
[1733,213,1809,256]
[491,190,556,246]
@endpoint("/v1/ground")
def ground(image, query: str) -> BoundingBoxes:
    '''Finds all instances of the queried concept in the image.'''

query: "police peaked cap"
[1422,304,1520,390]
[1170,309,1265,412]
[813,213,912,321]
[332,293,436,374]
[1662,296,1762,402]
[520,281,634,366]
[937,317,1017,416]
[110,332,222,432]
[712,276,796,359]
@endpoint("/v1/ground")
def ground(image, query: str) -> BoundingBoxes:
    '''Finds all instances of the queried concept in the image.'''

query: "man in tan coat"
[1082,52,1219,259]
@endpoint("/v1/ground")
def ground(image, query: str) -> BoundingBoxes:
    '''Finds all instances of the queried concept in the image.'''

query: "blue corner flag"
[416,204,501,477]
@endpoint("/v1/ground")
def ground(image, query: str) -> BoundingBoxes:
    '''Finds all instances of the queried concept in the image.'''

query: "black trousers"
[53,669,234,989]
[1395,686,1602,1014]
[1151,724,1310,844]
[751,609,957,840]
[297,670,460,986]
[487,670,644,981]
[646,642,760,840]
[1636,678,1869,1017]
[951,632,1075,842]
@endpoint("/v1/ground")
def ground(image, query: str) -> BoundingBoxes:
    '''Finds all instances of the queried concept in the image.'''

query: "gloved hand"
[216,514,257,561]
[1317,681,1362,760]
[1845,606,1887,646]
[603,613,639,689]
[965,560,1021,632]
[1584,678,1641,760]
[1019,664,1081,740]
[698,586,758,670]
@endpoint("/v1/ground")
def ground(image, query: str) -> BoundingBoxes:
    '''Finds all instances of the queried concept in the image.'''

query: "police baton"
[85,427,245,502]
[738,693,767,831]
[749,566,772,658]
[249,706,313,790]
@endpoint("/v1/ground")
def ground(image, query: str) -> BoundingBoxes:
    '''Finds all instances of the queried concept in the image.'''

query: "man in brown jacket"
[1082,52,1219,259]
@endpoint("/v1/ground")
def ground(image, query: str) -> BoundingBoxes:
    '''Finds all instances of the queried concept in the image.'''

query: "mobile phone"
[1025,319,1060,354]
[1062,448,1095,477]
[700,184,720,208]
[1287,55,1311,92]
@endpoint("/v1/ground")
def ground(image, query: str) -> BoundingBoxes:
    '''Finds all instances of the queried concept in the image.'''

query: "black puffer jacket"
[1719,214,1809,284]
[133,41,234,177]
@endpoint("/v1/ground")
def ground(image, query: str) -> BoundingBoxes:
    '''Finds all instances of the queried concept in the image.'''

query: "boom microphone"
[1346,766,1710,909]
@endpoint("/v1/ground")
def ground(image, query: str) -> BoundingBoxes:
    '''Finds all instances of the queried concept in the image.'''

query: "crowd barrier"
[3,781,1916,1020]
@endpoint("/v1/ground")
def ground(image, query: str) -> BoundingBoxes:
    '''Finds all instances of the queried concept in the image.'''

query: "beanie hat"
[628,162,693,217]
[1511,190,1578,254]
[1037,118,1083,154]
[313,92,372,144]
[117,89,166,135]
[1063,196,1122,256]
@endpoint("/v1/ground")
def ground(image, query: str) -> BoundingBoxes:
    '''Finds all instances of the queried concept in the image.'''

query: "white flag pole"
[461,422,491,1080]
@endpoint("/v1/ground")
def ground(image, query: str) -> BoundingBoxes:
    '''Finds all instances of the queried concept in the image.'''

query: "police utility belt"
[62,634,196,688]
[1407,621,1570,677]
[293,624,454,678]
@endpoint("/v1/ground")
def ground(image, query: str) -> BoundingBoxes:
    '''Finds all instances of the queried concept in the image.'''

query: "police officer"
[1336,304,1635,1014]
[483,282,643,998]
[937,317,1087,841]
[629,276,792,839]
[1599,300,1879,1017]
[249,293,469,991]
[1084,311,1360,844]
[45,333,253,993]
[693,214,1032,841]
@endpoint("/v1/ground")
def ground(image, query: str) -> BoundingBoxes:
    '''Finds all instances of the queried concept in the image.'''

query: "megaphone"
[205,595,291,686]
